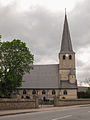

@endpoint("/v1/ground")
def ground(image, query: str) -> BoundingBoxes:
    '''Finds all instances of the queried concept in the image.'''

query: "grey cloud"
[70,0,90,51]
[0,0,90,82]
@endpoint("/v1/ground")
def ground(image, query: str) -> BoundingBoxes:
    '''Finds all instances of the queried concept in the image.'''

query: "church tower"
[59,11,77,99]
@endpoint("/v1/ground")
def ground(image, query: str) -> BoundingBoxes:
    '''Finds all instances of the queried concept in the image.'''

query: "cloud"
[70,0,90,50]
[0,0,90,82]
[0,5,63,63]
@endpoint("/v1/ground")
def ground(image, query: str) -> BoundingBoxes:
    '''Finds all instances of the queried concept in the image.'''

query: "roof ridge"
[32,64,59,66]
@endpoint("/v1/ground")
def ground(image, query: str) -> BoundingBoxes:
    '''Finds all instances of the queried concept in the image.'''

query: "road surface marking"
[88,111,90,112]
[52,115,72,120]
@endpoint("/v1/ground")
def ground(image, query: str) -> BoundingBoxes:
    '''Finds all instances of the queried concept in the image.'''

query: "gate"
[39,96,54,107]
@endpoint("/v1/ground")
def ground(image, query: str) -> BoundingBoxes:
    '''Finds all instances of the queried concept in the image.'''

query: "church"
[17,12,77,100]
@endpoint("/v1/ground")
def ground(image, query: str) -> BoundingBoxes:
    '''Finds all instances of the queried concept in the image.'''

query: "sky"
[0,0,90,84]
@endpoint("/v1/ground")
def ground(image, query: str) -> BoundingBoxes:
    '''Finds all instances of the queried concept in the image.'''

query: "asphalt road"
[0,106,90,120]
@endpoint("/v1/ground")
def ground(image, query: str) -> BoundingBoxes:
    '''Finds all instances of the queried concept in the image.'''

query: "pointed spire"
[60,10,73,53]
[65,8,66,15]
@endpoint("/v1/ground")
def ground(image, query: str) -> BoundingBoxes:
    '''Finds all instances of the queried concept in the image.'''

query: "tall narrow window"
[52,90,56,95]
[69,55,72,60]
[63,55,66,60]
[32,89,36,94]
[63,90,67,95]
[42,90,46,94]
[21,96,24,99]
[23,89,26,94]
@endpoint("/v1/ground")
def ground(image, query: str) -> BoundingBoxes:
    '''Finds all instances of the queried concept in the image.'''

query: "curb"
[0,111,38,116]
[0,104,90,116]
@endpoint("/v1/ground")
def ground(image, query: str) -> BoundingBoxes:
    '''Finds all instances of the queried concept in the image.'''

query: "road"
[0,106,90,120]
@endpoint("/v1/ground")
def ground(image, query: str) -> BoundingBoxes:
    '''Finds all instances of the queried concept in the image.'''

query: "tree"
[0,39,34,97]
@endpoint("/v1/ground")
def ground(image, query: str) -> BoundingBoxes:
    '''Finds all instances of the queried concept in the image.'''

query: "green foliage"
[88,87,90,91]
[0,39,34,97]
[0,35,2,39]
[77,92,90,98]
[39,99,54,105]
[85,87,90,94]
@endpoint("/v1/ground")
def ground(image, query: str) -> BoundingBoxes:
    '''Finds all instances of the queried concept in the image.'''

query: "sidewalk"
[0,107,62,116]
[0,104,90,116]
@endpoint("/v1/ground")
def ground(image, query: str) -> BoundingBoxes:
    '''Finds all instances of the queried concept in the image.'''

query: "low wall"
[54,97,90,107]
[0,98,38,110]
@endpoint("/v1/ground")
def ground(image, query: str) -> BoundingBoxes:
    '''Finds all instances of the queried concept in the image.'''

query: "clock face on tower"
[66,54,69,57]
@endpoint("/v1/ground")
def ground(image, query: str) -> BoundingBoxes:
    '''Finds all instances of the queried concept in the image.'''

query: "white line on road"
[88,111,90,112]
[52,115,72,120]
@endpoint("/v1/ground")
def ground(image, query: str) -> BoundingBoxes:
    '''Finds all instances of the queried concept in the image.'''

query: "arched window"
[32,89,36,94]
[63,90,67,95]
[69,55,72,60]
[63,55,66,60]
[26,96,30,99]
[43,96,46,101]
[42,90,46,94]
[52,90,56,95]
[21,96,24,99]
[23,89,26,94]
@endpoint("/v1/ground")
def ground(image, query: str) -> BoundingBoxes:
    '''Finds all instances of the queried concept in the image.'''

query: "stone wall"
[17,89,78,100]
[60,89,77,99]
[59,53,75,69]
[0,98,38,110]
[18,89,60,100]
[54,97,90,107]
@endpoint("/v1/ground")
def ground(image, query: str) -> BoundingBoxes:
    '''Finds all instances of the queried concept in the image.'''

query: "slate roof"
[60,13,73,53]
[60,80,77,89]
[22,64,59,88]
[70,68,75,75]
[21,64,77,89]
